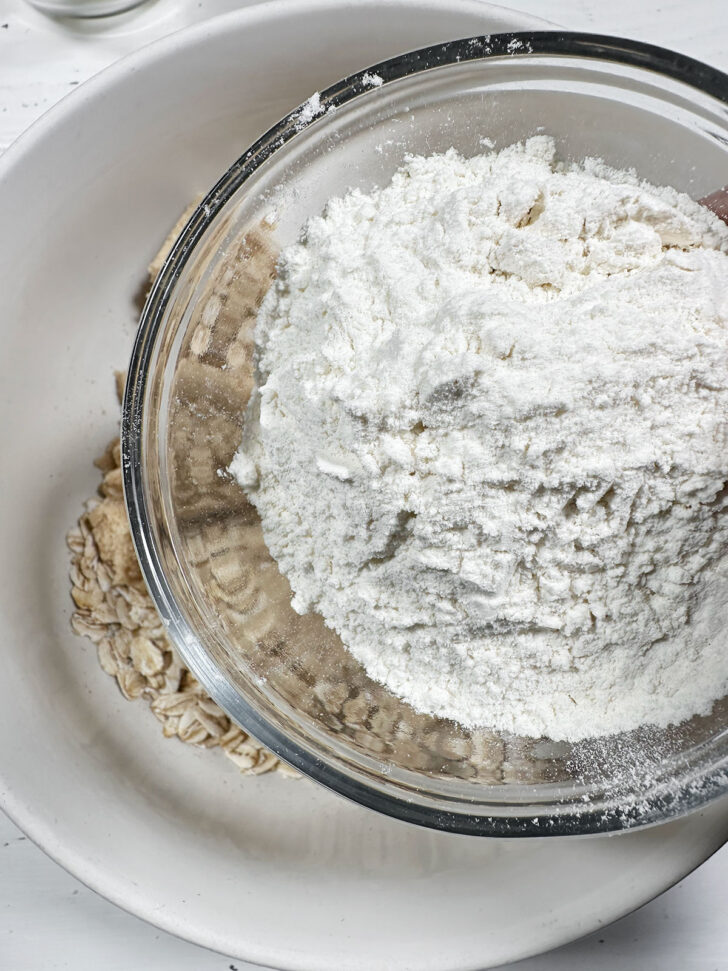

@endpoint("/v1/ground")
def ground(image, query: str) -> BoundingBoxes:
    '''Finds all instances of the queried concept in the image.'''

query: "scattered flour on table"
[231,135,728,741]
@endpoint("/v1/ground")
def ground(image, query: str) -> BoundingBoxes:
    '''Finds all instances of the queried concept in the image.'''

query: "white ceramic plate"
[0,2,726,968]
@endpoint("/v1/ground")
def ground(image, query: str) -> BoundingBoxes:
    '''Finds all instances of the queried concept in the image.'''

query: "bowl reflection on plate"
[123,32,728,836]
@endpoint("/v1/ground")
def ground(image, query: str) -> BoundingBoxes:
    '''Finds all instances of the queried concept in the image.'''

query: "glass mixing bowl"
[123,32,728,836]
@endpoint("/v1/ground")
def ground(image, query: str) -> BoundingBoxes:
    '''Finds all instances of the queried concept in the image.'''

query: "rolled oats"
[66,206,296,779]
[67,434,295,777]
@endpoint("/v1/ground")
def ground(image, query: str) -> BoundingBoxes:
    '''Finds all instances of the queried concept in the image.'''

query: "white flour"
[232,136,728,741]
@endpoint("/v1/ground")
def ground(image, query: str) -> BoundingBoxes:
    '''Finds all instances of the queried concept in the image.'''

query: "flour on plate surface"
[232,136,728,742]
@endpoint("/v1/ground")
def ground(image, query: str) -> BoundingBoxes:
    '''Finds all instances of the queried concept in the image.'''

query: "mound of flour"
[232,136,728,741]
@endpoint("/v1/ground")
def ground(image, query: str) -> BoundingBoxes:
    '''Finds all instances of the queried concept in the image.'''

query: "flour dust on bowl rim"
[123,31,728,837]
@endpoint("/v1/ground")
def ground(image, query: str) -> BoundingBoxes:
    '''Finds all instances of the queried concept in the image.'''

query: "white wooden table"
[1,0,727,967]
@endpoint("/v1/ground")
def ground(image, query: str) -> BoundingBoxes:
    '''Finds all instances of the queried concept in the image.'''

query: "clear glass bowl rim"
[122,30,728,837]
